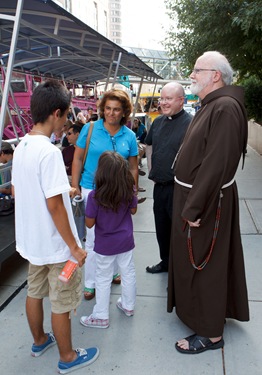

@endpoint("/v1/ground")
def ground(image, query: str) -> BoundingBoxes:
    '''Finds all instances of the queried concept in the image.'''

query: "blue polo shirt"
[77,119,138,189]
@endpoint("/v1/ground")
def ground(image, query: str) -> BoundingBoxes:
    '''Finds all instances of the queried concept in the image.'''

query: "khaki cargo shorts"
[27,262,82,314]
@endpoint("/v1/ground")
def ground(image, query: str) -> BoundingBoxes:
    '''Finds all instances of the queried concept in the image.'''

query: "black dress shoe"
[138,196,146,204]
[146,263,168,273]
[139,170,146,176]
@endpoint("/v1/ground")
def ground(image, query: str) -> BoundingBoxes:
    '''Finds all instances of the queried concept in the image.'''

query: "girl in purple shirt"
[80,151,137,328]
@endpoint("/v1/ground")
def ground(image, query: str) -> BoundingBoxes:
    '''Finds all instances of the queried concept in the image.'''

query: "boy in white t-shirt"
[11,80,99,374]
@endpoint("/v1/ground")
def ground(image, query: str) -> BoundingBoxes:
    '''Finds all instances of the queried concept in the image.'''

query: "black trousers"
[153,183,174,269]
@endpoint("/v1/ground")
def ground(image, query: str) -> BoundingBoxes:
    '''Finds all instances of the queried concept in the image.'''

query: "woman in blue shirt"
[72,89,138,300]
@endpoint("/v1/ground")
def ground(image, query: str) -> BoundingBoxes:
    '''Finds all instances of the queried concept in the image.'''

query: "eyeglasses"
[160,96,184,103]
[192,68,217,74]
[67,132,73,136]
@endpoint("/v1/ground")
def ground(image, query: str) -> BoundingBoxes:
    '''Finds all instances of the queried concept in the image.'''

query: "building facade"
[108,0,122,45]
[53,0,122,43]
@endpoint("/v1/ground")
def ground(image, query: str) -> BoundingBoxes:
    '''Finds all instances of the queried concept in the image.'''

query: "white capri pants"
[92,250,136,319]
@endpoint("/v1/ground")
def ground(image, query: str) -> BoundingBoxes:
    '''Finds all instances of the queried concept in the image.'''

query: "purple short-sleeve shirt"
[85,190,137,255]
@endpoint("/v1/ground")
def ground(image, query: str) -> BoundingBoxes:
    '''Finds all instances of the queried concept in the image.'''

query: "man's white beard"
[190,83,201,96]
[190,74,213,96]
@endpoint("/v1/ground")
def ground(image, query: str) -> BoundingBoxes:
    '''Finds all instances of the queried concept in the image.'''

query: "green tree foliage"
[164,0,262,80]
[241,76,262,123]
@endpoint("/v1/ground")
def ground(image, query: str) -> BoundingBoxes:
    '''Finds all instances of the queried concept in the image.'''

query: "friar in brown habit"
[168,51,249,354]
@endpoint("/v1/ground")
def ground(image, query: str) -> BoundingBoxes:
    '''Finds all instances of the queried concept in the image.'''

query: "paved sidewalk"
[0,145,261,375]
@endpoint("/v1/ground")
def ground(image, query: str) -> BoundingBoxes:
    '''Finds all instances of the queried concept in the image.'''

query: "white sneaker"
[116,300,134,317]
[80,314,109,329]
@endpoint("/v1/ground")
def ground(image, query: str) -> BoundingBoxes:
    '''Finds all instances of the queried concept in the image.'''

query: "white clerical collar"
[166,109,184,120]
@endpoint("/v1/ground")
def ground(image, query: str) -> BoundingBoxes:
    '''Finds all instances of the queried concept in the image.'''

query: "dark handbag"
[71,195,86,241]
[0,195,14,216]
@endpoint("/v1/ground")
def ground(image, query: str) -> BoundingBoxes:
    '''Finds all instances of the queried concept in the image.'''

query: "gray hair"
[202,51,233,85]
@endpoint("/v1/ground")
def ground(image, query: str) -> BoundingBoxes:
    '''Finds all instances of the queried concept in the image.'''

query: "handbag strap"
[82,121,94,170]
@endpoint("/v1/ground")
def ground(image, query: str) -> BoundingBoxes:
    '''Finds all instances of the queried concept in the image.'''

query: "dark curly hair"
[94,151,135,212]
[30,80,71,124]
[98,88,133,126]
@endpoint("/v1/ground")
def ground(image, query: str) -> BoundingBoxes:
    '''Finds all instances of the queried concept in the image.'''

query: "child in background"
[80,151,138,329]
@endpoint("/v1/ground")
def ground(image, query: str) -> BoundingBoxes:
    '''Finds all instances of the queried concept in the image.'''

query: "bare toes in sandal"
[175,334,224,354]
[84,288,95,300]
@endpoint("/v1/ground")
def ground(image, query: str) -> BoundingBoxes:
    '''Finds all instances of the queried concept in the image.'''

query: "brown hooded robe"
[167,86,249,337]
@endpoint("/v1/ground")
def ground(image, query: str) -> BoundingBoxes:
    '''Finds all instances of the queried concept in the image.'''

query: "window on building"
[112,25,120,30]
[111,10,120,16]
[111,17,121,23]
[110,3,120,9]
[112,38,121,44]
[112,32,121,37]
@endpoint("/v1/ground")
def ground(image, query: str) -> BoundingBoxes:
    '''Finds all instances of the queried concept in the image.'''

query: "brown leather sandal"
[112,274,121,284]
[84,288,95,300]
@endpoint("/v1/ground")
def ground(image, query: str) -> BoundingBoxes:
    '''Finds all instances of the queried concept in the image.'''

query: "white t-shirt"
[12,134,81,265]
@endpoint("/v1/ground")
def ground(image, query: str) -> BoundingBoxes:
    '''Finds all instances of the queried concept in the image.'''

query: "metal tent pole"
[147,78,158,112]
[104,50,116,92]
[131,77,144,128]
[111,52,122,88]
[0,0,24,147]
